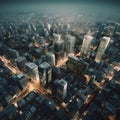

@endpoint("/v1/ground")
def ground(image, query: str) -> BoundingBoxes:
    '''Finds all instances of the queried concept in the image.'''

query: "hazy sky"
[1,0,120,11]
[0,0,120,22]
[0,0,120,3]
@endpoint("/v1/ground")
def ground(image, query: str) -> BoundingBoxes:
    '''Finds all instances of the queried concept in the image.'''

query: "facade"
[25,62,39,81]
[66,56,79,73]
[95,36,110,63]
[15,57,27,71]
[38,62,52,86]
[77,59,89,73]
[81,35,93,58]
[16,73,27,89]
[97,23,106,38]
[64,35,76,55]
[66,56,89,73]
[53,33,61,41]
[54,79,67,100]
[46,52,55,66]
[54,40,64,61]
[54,40,64,52]
[57,79,67,99]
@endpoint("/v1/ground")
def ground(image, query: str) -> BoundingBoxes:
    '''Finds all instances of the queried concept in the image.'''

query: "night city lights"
[0,0,120,120]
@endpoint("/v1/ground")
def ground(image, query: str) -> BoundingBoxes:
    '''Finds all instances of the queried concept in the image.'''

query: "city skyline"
[0,0,120,120]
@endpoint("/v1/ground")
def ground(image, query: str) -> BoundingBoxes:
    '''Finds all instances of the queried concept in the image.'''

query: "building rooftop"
[15,57,26,62]
[59,79,67,86]
[39,62,50,69]
[68,55,79,61]
[55,40,64,44]
[25,62,38,69]
[16,73,24,79]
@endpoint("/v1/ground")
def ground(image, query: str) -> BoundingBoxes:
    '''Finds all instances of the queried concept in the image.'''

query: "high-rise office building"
[97,23,106,39]
[64,35,76,55]
[95,36,110,63]
[25,62,39,81]
[77,59,89,73]
[53,33,61,41]
[81,35,93,58]
[38,62,52,86]
[15,57,27,71]
[46,52,55,66]
[66,55,79,73]
[54,40,64,52]
[16,73,27,90]
[41,43,49,55]
[66,56,89,73]
[54,40,64,61]
[57,79,67,99]
[53,79,67,100]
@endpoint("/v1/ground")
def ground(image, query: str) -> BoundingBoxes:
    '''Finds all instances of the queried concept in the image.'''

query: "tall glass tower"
[95,36,110,63]
[81,35,93,57]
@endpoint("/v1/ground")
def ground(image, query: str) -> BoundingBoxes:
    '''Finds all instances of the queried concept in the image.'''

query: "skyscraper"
[57,79,67,99]
[53,33,61,41]
[25,62,39,81]
[66,55,79,72]
[97,23,106,39]
[64,35,76,55]
[95,36,110,63]
[16,73,27,90]
[53,79,67,100]
[46,52,55,66]
[81,35,93,57]
[15,57,27,71]
[66,55,89,73]
[54,40,64,61]
[38,62,52,86]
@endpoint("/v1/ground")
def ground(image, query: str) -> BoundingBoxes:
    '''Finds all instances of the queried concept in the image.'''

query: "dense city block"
[0,2,120,120]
